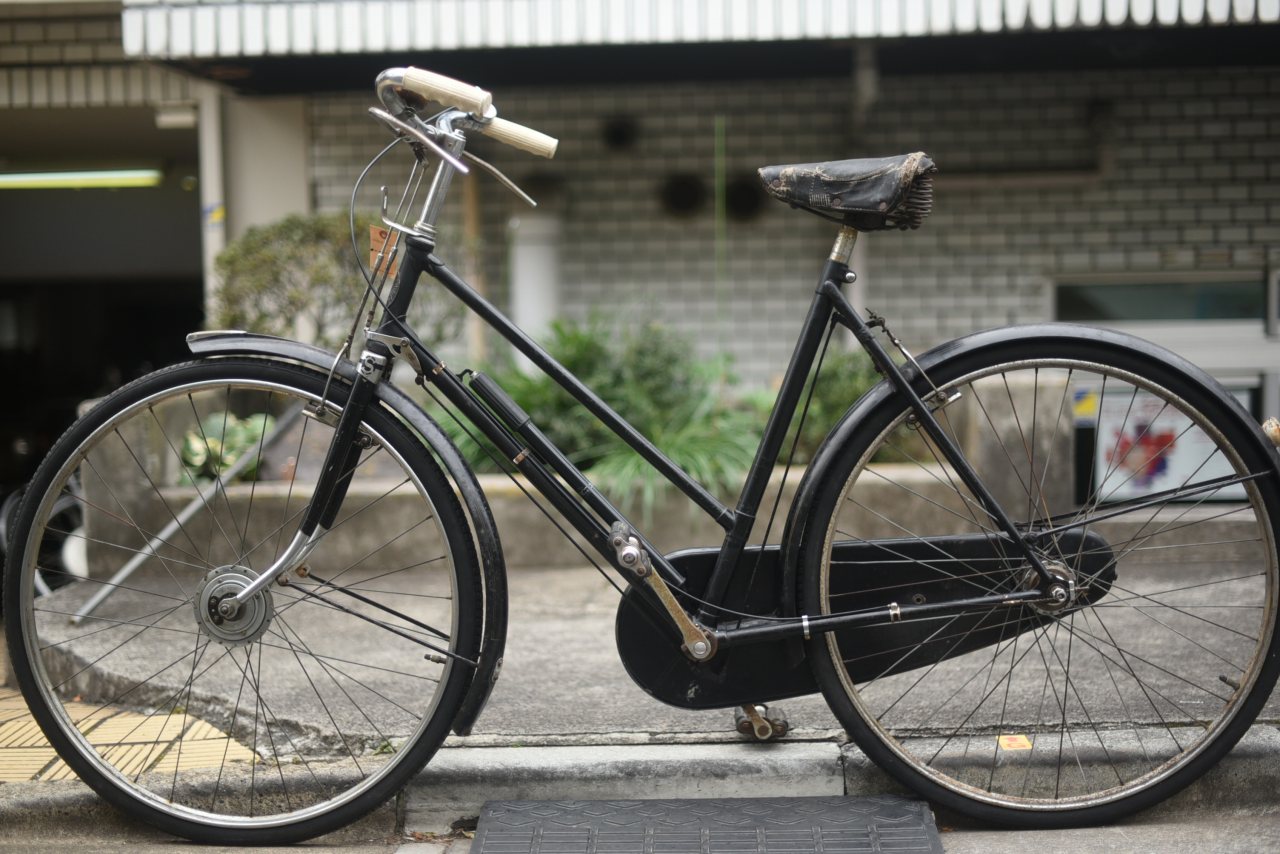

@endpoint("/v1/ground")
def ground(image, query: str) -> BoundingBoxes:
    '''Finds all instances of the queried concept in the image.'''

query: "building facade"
[1,1,1278,488]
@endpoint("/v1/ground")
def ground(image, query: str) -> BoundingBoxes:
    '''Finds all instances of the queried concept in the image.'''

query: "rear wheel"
[4,358,482,844]
[804,335,1280,826]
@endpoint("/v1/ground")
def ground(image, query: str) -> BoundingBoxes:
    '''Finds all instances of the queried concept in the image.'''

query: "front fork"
[223,242,429,614]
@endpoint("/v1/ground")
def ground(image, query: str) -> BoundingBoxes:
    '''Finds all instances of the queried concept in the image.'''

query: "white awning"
[122,0,1280,60]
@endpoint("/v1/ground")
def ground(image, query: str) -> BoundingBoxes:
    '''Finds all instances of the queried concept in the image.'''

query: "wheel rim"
[820,358,1278,812]
[17,373,463,830]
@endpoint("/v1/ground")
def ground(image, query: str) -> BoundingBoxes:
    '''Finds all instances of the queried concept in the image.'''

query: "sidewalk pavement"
[2,566,1279,852]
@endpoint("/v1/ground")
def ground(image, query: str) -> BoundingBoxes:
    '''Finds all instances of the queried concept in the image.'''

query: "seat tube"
[697,230,856,621]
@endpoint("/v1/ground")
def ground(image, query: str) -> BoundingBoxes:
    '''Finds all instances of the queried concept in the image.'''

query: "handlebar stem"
[411,110,469,239]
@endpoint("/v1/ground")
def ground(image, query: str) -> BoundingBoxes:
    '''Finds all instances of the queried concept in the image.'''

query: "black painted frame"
[303,231,1062,647]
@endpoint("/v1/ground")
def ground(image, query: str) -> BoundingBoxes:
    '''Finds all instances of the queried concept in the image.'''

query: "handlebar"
[383,66,558,160]
[479,116,559,159]
[401,67,492,116]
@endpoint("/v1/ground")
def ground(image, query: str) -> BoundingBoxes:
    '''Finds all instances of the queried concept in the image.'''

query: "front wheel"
[803,332,1280,826]
[3,358,482,844]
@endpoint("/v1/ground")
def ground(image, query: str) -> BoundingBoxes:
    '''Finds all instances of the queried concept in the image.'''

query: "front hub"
[194,566,274,646]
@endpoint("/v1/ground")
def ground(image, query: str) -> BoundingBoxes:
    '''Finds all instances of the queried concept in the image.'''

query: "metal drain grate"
[472,796,943,854]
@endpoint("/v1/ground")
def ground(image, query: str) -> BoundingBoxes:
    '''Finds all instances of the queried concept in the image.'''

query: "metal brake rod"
[713,589,1046,649]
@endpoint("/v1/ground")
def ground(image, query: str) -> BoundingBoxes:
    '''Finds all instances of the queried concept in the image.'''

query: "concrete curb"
[0,779,156,841]
[406,725,1280,831]
[0,776,399,843]
[405,741,846,830]
[1146,724,1280,816]
[0,726,1275,841]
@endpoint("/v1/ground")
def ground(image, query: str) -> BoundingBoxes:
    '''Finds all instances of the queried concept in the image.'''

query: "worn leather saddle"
[758,152,937,231]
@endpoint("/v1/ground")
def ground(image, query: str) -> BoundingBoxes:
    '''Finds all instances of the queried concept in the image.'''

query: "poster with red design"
[1094,389,1247,502]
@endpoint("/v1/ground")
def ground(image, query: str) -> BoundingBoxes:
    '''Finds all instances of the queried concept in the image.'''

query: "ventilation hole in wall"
[725,173,766,222]
[659,173,707,217]
[601,115,640,151]
[521,171,566,206]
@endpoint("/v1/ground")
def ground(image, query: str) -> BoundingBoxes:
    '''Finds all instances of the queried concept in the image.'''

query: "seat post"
[831,225,859,265]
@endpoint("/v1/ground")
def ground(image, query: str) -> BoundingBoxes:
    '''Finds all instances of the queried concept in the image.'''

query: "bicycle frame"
[251,221,1057,652]
[210,90,1061,645]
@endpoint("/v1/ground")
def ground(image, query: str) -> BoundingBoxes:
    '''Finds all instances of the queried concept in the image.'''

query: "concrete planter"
[72,369,1254,577]
[474,468,801,567]
[75,462,965,576]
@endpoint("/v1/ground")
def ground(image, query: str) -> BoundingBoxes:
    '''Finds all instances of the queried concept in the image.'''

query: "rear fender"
[186,331,506,736]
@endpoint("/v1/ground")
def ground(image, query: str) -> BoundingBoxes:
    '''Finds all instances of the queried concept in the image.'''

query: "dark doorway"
[0,107,202,496]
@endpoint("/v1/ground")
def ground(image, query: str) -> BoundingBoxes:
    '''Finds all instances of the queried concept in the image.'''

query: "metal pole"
[70,404,304,623]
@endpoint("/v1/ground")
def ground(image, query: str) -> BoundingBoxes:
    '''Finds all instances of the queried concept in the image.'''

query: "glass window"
[1056,281,1264,322]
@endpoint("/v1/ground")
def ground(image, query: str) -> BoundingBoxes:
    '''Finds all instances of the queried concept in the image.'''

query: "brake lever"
[367,106,469,174]
[462,150,537,208]
[370,105,535,207]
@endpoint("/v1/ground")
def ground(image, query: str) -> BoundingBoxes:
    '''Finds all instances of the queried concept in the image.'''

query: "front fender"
[778,322,1277,618]
[186,331,506,736]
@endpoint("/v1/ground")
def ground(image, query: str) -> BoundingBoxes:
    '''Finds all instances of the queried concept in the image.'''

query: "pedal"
[735,704,789,741]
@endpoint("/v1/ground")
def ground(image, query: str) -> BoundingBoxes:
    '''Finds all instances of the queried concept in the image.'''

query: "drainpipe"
[196,81,226,326]
[508,210,562,372]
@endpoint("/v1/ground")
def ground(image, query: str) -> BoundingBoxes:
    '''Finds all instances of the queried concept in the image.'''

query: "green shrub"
[435,318,758,523]
[744,348,881,466]
[787,348,881,463]
[180,411,275,484]
[212,212,460,350]
[432,322,885,521]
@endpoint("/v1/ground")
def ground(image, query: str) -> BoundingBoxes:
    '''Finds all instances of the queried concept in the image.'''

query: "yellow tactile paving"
[0,718,47,747]
[85,711,192,745]
[0,691,33,724]
[0,686,258,783]
[0,748,58,779]
[39,758,80,781]
[151,736,258,773]
[65,702,121,731]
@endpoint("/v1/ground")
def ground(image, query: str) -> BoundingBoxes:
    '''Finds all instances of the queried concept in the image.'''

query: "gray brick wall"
[0,8,190,108]
[309,64,1280,386]
[859,66,1280,349]
[0,9,125,64]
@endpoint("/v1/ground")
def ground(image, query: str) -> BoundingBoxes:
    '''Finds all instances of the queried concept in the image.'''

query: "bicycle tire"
[802,331,1280,826]
[4,357,482,844]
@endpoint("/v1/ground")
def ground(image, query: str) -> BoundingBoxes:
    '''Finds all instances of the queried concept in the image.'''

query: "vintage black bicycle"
[5,68,1278,844]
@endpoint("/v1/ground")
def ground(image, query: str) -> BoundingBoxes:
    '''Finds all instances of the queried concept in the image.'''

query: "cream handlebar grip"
[402,67,493,115]
[480,116,559,159]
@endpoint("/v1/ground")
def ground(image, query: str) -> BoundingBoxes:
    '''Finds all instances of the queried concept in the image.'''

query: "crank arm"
[610,523,716,661]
